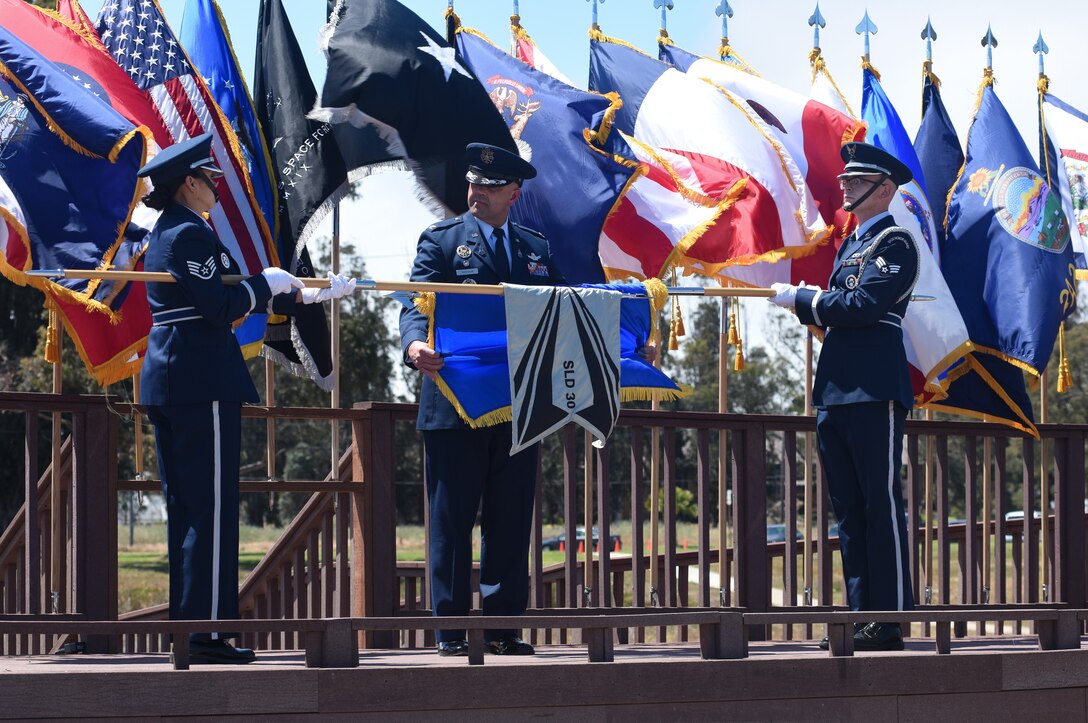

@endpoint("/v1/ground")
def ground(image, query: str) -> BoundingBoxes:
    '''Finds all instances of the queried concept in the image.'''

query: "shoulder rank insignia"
[456,245,471,258]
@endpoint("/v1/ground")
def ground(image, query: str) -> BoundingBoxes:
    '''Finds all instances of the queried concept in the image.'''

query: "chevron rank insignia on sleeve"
[186,256,216,280]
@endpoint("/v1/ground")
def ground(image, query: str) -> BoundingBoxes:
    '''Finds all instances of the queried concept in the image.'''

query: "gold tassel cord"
[726,306,740,346]
[861,59,881,82]
[44,301,60,364]
[732,297,744,371]
[1057,321,1073,393]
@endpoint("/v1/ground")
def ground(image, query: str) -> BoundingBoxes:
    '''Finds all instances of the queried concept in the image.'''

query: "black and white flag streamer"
[506,285,622,455]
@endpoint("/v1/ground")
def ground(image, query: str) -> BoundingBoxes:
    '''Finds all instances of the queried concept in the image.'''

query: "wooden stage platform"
[4,637,1088,720]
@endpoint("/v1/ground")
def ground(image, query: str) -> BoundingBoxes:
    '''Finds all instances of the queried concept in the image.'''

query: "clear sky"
[83,0,1088,351]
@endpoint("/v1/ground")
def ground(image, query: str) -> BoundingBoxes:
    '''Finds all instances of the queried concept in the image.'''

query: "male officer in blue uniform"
[400,143,563,656]
[139,133,354,664]
[770,142,920,652]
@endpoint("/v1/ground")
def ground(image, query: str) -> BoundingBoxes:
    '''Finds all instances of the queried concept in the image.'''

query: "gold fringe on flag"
[921,59,942,90]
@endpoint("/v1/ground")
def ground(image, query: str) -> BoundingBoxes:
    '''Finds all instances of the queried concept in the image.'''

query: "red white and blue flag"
[93,0,279,356]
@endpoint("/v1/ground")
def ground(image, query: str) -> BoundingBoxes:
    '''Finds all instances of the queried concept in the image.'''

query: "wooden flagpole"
[50,315,64,613]
[26,270,780,298]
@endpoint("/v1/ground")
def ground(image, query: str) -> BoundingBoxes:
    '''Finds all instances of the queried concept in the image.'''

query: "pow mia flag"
[506,285,622,455]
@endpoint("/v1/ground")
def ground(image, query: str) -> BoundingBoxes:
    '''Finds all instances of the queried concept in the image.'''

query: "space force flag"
[507,285,621,454]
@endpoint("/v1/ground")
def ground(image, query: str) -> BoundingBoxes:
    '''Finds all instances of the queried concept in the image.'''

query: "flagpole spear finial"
[716,0,734,46]
[921,17,937,63]
[1033,31,1049,79]
[808,3,826,51]
[586,0,605,31]
[855,10,878,63]
[981,24,998,72]
[654,0,675,38]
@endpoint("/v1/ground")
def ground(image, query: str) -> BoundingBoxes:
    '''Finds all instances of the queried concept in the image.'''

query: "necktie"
[492,227,510,279]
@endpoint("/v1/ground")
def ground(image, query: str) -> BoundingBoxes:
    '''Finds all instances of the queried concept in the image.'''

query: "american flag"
[94,0,278,277]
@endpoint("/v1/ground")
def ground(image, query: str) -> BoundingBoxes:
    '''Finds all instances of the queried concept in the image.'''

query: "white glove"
[768,282,799,309]
[301,272,357,304]
[262,267,304,296]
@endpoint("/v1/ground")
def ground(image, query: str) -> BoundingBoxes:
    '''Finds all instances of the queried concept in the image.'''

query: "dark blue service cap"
[465,142,536,186]
[137,133,223,186]
[838,142,913,186]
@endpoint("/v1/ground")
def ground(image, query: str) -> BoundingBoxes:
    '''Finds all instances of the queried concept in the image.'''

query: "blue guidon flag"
[506,285,621,454]
[412,282,688,441]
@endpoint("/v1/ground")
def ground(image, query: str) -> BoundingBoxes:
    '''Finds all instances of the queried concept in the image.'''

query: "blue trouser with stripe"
[424,424,538,643]
[148,401,242,642]
[816,401,914,612]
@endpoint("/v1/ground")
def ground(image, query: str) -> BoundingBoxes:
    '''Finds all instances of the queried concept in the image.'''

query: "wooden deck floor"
[4,637,1088,720]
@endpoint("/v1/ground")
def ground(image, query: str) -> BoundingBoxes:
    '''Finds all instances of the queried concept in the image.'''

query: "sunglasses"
[839,177,885,190]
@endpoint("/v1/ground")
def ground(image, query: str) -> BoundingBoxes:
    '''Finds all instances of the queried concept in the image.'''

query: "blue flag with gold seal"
[454,26,637,284]
[945,83,1075,372]
[932,81,1076,434]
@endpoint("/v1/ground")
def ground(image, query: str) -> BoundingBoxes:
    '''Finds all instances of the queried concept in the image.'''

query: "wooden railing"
[0,393,117,654]
[0,393,1084,657]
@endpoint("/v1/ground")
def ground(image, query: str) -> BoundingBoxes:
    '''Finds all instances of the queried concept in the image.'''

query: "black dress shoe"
[485,636,535,655]
[437,639,469,656]
[188,640,257,664]
[854,622,904,651]
[818,622,868,650]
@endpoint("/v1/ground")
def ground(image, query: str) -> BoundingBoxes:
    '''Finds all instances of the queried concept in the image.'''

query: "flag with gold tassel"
[931,72,1076,435]
[0,26,149,382]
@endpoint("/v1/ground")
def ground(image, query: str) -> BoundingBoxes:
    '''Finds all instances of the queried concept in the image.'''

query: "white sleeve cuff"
[810,290,823,327]
[241,279,256,314]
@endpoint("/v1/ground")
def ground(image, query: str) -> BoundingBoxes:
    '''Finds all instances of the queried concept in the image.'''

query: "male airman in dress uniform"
[770,142,920,652]
[400,143,563,656]
[139,133,354,664]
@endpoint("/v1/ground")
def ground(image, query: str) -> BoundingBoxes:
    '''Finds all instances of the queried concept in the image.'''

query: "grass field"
[118,522,1032,615]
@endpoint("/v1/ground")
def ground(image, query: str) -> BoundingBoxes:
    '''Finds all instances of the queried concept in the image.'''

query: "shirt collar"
[473,216,509,242]
[854,211,892,240]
